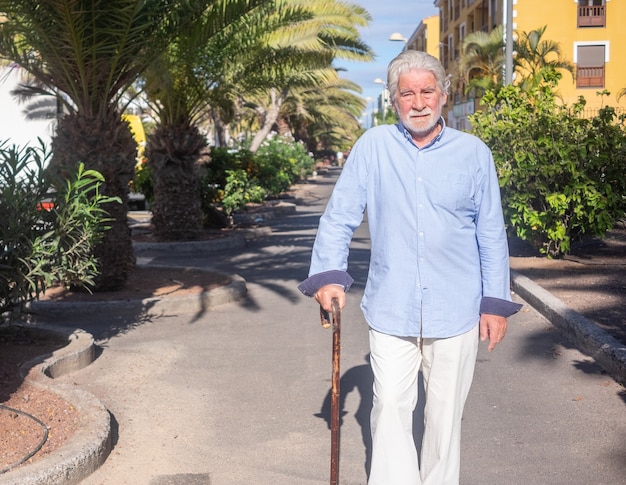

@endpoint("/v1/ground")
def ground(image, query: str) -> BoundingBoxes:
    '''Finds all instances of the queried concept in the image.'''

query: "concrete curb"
[511,270,626,386]
[132,226,272,254]
[133,234,246,254]
[233,202,296,224]
[3,325,111,485]
[10,266,248,484]
[28,265,247,318]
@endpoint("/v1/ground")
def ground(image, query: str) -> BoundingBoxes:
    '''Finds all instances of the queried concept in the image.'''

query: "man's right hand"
[314,284,346,312]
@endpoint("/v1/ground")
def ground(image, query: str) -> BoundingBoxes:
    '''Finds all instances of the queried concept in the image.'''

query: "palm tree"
[195,1,311,148]
[0,0,210,290]
[279,78,365,153]
[459,25,577,99]
[513,26,575,91]
[141,0,269,241]
[231,0,373,152]
[458,26,505,96]
[142,0,366,239]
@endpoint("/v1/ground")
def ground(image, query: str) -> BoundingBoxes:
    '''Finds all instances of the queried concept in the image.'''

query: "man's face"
[394,69,447,145]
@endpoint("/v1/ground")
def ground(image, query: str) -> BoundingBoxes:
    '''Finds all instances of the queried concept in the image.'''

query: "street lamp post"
[504,0,514,85]
[374,78,389,125]
[365,96,373,129]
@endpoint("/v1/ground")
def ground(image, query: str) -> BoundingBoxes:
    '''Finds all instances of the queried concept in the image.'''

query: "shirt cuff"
[480,297,523,317]
[297,270,354,297]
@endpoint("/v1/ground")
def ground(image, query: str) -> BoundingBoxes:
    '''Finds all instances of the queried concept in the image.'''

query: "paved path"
[51,169,625,485]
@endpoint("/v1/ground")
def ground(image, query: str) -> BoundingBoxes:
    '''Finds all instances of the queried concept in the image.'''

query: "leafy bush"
[200,148,255,226]
[130,157,154,205]
[200,138,315,222]
[470,79,626,257]
[221,169,266,216]
[201,147,256,201]
[0,141,118,321]
[254,136,316,197]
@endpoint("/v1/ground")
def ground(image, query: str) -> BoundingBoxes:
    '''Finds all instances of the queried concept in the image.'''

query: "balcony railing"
[576,65,605,88]
[578,5,606,27]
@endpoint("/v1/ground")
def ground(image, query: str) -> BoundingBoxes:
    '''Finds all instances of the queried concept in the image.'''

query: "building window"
[576,44,605,88]
[578,0,606,28]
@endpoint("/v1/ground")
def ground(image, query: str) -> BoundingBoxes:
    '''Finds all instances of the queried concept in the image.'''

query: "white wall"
[0,65,54,149]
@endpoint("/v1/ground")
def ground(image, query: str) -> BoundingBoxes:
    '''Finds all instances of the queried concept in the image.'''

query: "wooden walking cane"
[320,298,341,485]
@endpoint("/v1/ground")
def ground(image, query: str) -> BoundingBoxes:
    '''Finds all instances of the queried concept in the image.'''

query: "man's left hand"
[479,313,507,351]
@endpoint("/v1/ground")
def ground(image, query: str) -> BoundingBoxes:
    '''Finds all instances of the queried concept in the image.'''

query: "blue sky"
[336,1,439,124]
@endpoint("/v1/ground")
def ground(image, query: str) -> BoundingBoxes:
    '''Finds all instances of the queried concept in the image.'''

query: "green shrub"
[221,169,266,216]
[199,148,252,226]
[205,147,256,183]
[130,158,154,205]
[254,136,316,197]
[470,80,626,257]
[0,141,118,321]
[200,147,255,202]
[200,140,315,223]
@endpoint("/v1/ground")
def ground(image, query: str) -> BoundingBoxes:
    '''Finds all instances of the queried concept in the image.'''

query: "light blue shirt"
[300,121,520,338]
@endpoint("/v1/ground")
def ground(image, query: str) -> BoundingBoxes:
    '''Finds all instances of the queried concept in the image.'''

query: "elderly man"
[299,50,521,485]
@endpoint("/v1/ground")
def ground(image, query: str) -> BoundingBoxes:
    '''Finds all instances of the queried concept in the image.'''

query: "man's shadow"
[315,354,425,479]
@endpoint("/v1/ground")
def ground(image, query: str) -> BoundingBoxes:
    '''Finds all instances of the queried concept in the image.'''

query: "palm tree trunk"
[248,87,285,153]
[211,111,229,147]
[146,124,205,241]
[50,111,137,291]
[276,115,292,137]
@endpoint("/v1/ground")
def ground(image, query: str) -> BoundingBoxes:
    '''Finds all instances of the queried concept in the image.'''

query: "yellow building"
[122,113,147,160]
[435,0,625,128]
[515,0,625,115]
[406,14,441,60]
[436,0,500,129]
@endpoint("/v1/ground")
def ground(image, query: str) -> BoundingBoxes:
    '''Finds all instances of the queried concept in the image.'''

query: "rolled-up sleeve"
[480,296,522,317]
[297,270,354,297]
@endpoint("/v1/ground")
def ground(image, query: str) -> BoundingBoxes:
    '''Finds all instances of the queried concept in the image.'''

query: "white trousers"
[368,325,479,485]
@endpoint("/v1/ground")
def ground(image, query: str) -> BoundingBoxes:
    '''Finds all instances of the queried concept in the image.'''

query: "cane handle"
[320,298,341,329]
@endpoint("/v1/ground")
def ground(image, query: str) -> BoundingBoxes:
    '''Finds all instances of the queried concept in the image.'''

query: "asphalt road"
[52,168,626,485]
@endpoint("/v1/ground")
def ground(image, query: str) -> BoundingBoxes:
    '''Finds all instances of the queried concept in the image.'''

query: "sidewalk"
[5,168,626,485]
